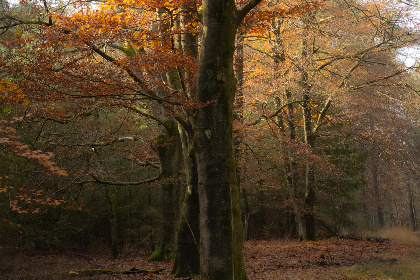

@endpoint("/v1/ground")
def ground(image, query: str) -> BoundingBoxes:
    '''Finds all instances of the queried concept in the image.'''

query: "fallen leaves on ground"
[244,238,416,279]
[1,238,418,279]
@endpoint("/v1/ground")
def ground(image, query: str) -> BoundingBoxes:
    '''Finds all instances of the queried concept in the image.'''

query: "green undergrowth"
[345,261,420,280]
[344,246,420,280]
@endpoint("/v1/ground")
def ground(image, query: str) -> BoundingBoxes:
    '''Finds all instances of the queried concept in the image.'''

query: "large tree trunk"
[194,0,260,278]
[171,125,200,277]
[171,2,201,276]
[148,119,183,261]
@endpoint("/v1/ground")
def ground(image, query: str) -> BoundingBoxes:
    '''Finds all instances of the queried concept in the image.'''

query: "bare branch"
[89,174,161,186]
[248,100,307,126]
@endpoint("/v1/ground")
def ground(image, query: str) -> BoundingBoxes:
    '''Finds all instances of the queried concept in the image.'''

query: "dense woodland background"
[1,0,420,275]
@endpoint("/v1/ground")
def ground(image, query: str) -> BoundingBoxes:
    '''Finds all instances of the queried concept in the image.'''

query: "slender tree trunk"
[270,17,298,238]
[368,118,385,229]
[297,78,315,241]
[234,32,250,240]
[408,183,417,231]
[298,14,316,241]
[105,186,119,259]
[371,157,385,228]
[302,90,316,241]
[275,92,300,239]
[285,91,298,237]
[147,182,156,251]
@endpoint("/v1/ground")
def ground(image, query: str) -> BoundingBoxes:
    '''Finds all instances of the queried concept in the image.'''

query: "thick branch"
[50,136,144,148]
[89,174,161,186]
[312,96,332,134]
[88,43,182,105]
[91,136,140,147]
[237,0,264,24]
[0,16,52,30]
[313,61,360,134]
[134,160,160,169]
[247,100,306,126]
[349,68,407,90]
[123,105,165,125]
[317,42,386,71]
[88,44,145,87]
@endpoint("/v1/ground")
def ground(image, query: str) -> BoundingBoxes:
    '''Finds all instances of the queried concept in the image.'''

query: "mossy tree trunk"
[234,31,249,240]
[147,118,183,261]
[194,0,261,279]
[171,2,201,276]
[171,125,200,277]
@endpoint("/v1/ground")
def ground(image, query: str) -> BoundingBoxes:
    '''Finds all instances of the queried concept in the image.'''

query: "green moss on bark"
[148,119,183,262]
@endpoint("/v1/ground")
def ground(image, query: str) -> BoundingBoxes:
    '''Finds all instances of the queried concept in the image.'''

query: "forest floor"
[1,233,420,280]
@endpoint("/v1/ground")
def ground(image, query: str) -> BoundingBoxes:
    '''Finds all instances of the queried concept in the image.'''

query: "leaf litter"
[1,238,419,279]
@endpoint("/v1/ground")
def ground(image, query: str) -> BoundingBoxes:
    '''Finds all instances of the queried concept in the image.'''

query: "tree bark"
[234,32,249,240]
[105,187,119,259]
[147,119,183,261]
[371,153,385,228]
[301,90,316,241]
[194,0,261,278]
[408,183,418,232]
[171,125,200,277]
[270,17,298,238]
[171,2,201,276]
[298,13,316,241]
